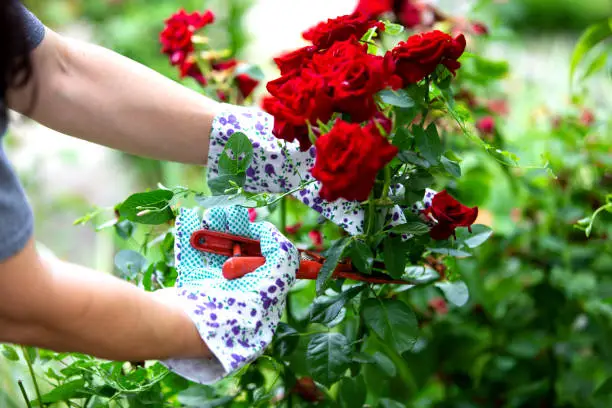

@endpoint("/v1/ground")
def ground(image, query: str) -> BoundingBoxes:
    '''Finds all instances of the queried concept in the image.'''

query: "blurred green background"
[1,0,611,406]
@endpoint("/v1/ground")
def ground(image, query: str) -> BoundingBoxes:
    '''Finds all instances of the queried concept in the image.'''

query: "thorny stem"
[381,166,392,201]
[21,347,44,408]
[366,191,377,239]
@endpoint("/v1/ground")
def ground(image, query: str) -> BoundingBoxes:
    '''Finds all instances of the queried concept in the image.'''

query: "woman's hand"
[161,205,299,384]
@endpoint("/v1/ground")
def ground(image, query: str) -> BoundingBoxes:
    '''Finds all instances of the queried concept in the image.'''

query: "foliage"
[3,2,611,408]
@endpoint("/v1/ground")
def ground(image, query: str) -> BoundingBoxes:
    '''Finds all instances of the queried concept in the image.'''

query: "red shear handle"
[222,257,266,280]
[222,257,324,280]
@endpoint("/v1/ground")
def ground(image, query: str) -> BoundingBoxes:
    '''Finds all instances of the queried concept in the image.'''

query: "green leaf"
[118,190,174,225]
[390,222,430,236]
[37,379,87,404]
[306,333,351,385]
[441,156,461,178]
[485,145,519,167]
[218,132,254,176]
[208,174,246,195]
[455,224,493,248]
[373,352,396,377]
[570,19,612,84]
[362,299,418,353]
[382,21,405,36]
[338,375,367,408]
[428,247,472,257]
[194,194,256,208]
[348,240,374,274]
[309,285,366,325]
[383,236,407,279]
[414,124,443,165]
[273,323,299,358]
[595,376,612,397]
[379,399,406,408]
[114,250,147,278]
[435,281,469,306]
[316,237,350,295]
[398,151,430,168]
[234,64,265,81]
[402,266,440,284]
[2,346,19,361]
[114,220,135,240]
[378,89,415,108]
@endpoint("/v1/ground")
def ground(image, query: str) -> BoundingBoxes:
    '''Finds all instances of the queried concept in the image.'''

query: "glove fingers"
[224,206,255,239]
[201,207,230,270]
[254,221,298,283]
[175,208,209,286]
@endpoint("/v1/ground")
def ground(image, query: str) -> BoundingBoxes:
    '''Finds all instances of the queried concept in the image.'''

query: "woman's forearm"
[7,28,220,165]
[0,240,211,362]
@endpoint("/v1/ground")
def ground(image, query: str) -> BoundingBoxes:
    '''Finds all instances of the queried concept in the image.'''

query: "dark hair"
[0,0,35,123]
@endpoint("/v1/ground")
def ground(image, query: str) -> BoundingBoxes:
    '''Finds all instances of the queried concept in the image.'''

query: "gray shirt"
[0,4,45,260]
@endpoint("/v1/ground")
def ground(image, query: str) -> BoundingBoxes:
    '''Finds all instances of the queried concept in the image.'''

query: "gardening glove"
[161,205,299,384]
[208,104,436,235]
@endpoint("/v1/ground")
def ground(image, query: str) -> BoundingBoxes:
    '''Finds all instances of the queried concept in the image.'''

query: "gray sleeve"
[18,3,46,51]
[0,145,33,261]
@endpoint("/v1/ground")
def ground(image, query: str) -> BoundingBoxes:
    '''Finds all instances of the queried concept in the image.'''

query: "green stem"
[21,347,44,408]
[381,166,391,201]
[379,342,418,396]
[18,380,33,408]
[366,191,376,238]
[280,196,287,234]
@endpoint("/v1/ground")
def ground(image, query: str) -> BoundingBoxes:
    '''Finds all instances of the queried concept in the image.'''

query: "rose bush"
[10,2,611,408]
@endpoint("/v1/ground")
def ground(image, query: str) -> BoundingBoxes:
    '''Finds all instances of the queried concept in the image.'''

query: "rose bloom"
[311,119,398,202]
[354,0,424,28]
[212,59,260,98]
[476,116,495,135]
[264,71,334,150]
[247,208,257,223]
[160,9,214,66]
[422,190,478,240]
[273,46,318,75]
[428,297,449,315]
[302,13,384,50]
[311,39,393,122]
[308,230,324,250]
[179,59,207,86]
[390,30,466,86]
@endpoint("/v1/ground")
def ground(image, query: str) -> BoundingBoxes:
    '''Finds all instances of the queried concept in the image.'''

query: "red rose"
[471,22,489,36]
[273,46,318,75]
[422,190,478,240]
[285,223,303,235]
[264,71,334,150]
[476,116,495,135]
[354,0,423,28]
[354,0,393,17]
[302,13,384,50]
[248,208,257,222]
[397,1,423,28]
[311,120,398,201]
[390,30,466,86]
[179,59,207,86]
[580,109,595,126]
[311,39,391,122]
[291,377,325,403]
[211,59,260,99]
[428,297,449,315]
[160,9,215,66]
[308,230,324,250]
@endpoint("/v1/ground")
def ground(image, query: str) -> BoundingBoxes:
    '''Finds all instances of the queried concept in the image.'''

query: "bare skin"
[1,26,224,361]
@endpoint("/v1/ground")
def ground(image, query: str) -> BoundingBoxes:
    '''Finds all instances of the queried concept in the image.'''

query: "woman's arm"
[6,28,221,165]
[0,239,212,362]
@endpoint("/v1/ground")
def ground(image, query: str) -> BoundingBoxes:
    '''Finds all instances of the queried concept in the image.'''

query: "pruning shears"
[190,229,415,285]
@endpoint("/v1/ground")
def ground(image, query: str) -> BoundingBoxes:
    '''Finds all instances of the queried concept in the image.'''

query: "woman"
[0,1,300,384]
[0,1,422,384]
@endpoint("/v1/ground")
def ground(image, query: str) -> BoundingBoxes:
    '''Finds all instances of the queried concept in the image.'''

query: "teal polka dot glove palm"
[161,206,298,384]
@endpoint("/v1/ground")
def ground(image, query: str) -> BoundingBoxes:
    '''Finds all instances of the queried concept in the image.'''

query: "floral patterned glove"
[208,104,435,235]
[161,205,299,384]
